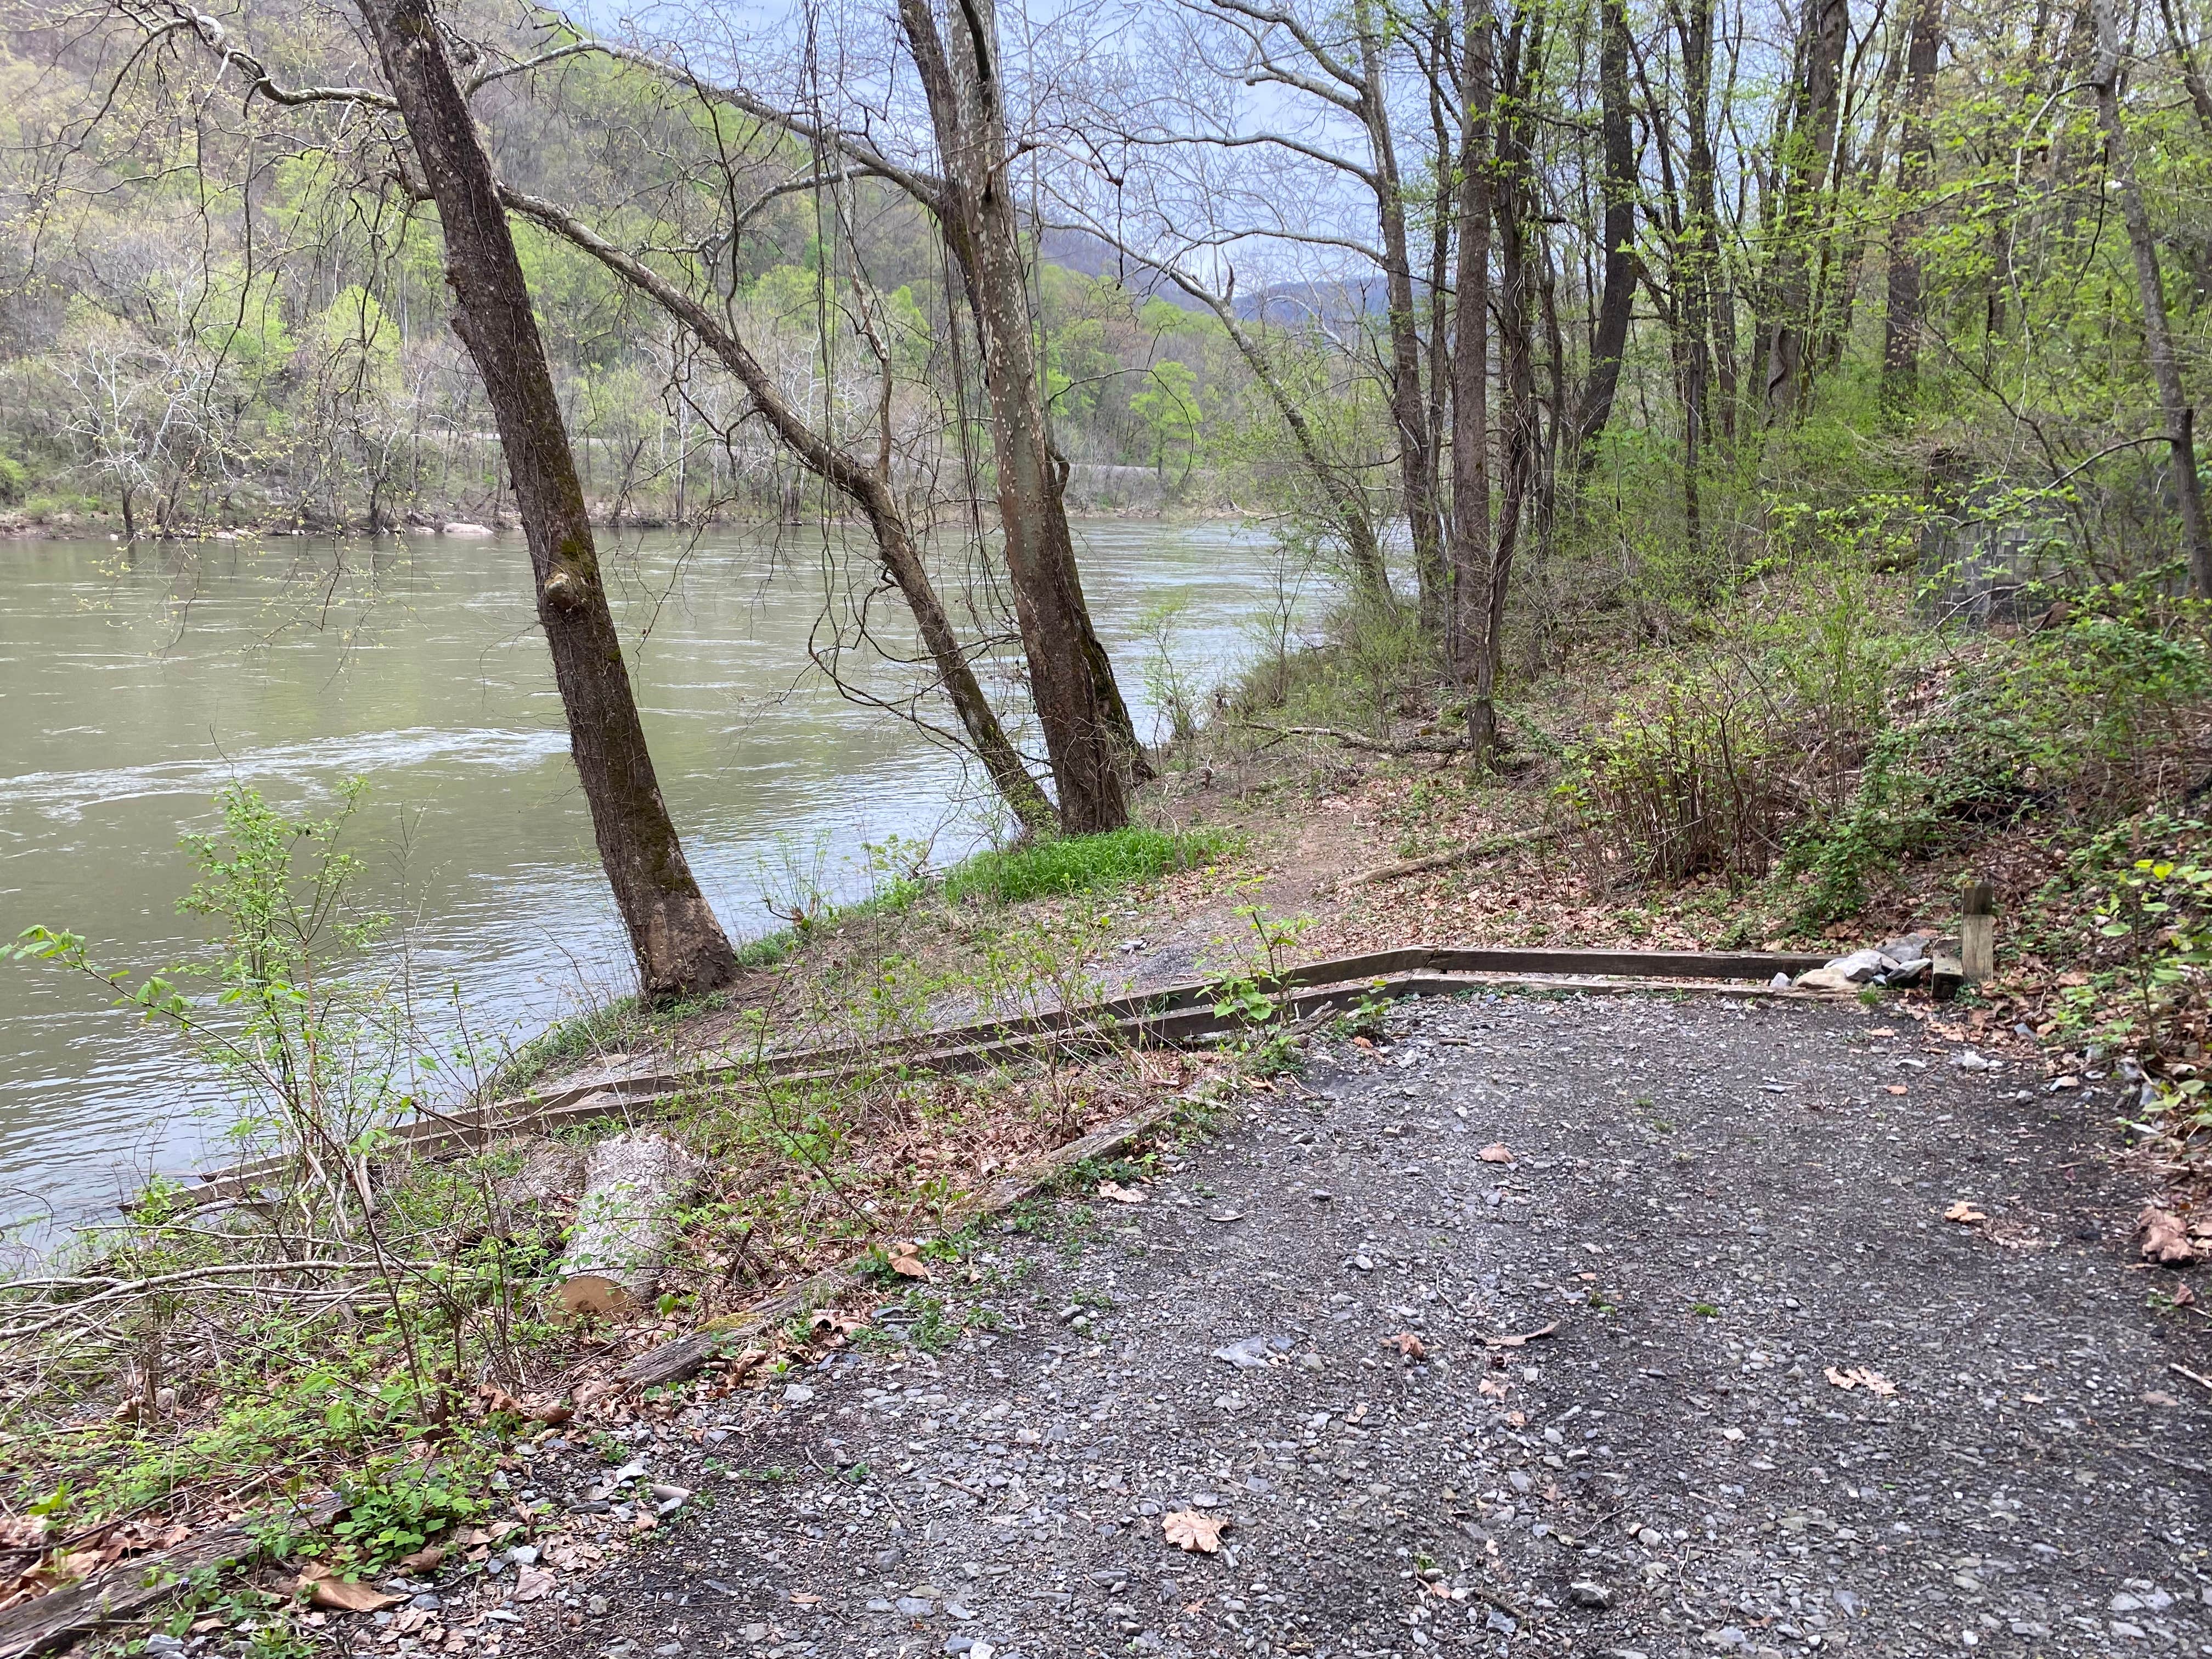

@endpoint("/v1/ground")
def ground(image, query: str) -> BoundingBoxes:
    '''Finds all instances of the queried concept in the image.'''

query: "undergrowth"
[940,826,1237,905]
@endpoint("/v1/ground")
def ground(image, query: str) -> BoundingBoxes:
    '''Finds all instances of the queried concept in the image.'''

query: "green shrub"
[1561,676,1793,884]
[941,827,1235,905]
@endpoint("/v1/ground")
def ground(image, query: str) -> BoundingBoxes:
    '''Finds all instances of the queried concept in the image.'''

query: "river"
[0,520,1309,1241]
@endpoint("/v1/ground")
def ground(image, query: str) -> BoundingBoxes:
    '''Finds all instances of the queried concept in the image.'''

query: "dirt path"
[481,991,2207,1659]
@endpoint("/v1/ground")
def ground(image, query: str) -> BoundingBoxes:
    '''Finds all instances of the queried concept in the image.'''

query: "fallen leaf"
[1423,1579,1452,1598]
[791,1592,822,1606]
[512,1564,557,1602]
[1097,1181,1148,1205]
[1477,1376,1509,1400]
[1478,1144,1513,1164]
[1823,1365,1898,1396]
[395,1543,449,1575]
[2021,1393,2047,1404]
[1482,1321,1560,1348]
[297,1565,404,1613]
[2136,1206,2204,1265]
[1162,1510,1225,1554]
[1867,1028,1897,1037]
[1503,1410,1527,1427]
[1943,1201,1988,1224]
[1384,1331,1427,1359]
[1884,1084,1910,1096]
[1352,1036,1375,1051]
[472,1384,572,1426]
[0,1519,44,1551]
[887,1243,933,1280]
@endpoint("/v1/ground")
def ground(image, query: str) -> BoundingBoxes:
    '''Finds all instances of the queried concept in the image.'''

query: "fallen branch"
[1242,721,1472,757]
[0,1492,341,1658]
[1348,827,1558,887]
[2171,1361,2212,1395]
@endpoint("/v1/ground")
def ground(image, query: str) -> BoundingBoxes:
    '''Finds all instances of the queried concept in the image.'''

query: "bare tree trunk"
[501,189,1056,836]
[899,0,1136,831]
[1358,0,1447,639]
[1472,7,1539,766]
[1882,0,1942,411]
[2094,0,2212,596]
[1449,0,1495,684]
[1572,0,1638,479]
[1761,0,1849,421]
[2157,0,2212,136]
[1679,0,1736,444]
[353,0,740,1000]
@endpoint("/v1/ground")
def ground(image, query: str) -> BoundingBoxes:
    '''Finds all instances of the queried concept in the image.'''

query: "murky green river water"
[1,521,1305,1239]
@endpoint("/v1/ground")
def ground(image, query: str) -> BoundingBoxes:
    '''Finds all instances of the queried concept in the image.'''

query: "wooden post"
[1961,879,1996,985]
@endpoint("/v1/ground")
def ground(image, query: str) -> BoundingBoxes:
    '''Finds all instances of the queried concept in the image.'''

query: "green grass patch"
[941,827,1236,906]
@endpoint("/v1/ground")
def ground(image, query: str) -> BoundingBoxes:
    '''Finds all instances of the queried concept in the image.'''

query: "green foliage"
[1130,360,1203,488]
[941,827,1234,906]
[330,1452,492,1568]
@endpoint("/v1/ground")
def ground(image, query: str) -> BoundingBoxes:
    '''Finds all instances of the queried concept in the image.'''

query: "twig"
[1464,1583,1527,1619]
[1480,1321,1561,1348]
[2169,1362,2212,1394]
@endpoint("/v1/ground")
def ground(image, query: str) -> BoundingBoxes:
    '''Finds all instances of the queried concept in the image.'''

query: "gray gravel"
[504,991,2210,1659]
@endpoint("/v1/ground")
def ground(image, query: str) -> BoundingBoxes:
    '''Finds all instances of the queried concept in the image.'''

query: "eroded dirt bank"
[465,991,2207,1659]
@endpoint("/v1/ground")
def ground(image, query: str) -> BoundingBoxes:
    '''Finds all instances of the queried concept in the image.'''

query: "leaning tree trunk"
[898,0,1142,830]
[2094,0,2212,597]
[501,188,1056,836]
[353,0,739,998]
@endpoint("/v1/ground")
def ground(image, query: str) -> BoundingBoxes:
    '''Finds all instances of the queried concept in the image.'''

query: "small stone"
[1353,1255,1374,1271]
[1212,1336,1279,1369]
[896,1596,935,1618]
[1568,1580,1615,1610]
[783,1384,815,1403]
[587,1596,608,1616]
[1311,1190,1333,1203]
